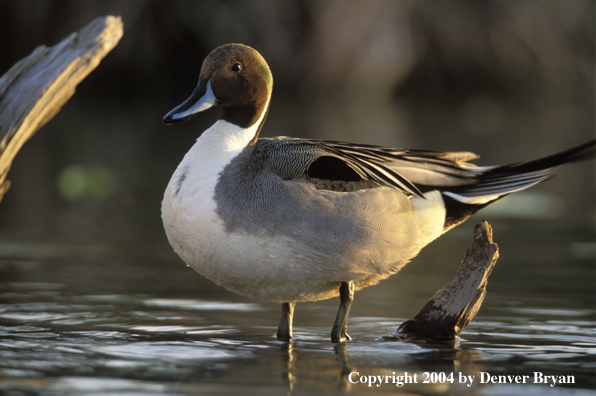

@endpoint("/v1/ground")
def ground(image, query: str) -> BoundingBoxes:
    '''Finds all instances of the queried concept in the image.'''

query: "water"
[1,220,595,395]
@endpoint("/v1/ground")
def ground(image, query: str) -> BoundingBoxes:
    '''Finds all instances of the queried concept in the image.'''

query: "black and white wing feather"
[261,138,595,200]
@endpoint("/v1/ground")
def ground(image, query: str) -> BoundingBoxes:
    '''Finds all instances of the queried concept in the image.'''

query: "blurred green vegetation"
[57,165,116,200]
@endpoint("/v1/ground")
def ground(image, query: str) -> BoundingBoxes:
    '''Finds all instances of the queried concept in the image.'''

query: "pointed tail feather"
[444,139,595,204]
[442,139,595,229]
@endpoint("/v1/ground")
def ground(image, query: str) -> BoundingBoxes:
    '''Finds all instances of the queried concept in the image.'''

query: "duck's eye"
[232,63,242,72]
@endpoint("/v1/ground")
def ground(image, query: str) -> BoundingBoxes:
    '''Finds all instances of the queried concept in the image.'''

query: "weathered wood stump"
[0,15,123,202]
[385,221,499,342]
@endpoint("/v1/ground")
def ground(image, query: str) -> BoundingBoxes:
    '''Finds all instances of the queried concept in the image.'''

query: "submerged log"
[0,15,123,202]
[386,221,499,342]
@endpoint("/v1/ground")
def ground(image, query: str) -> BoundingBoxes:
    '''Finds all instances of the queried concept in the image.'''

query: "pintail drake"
[162,43,596,343]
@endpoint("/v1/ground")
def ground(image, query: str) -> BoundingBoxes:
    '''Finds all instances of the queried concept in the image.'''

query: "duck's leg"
[331,281,354,343]
[277,302,295,341]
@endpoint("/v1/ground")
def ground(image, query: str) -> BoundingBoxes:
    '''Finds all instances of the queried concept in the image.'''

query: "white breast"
[161,118,257,263]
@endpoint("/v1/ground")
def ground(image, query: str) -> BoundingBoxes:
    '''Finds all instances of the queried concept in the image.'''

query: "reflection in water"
[281,341,297,390]
[335,342,355,391]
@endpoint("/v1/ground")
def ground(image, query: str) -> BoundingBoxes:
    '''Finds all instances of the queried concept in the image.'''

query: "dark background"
[1,0,594,255]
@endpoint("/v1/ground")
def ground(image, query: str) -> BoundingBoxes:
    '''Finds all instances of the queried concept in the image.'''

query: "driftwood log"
[0,15,123,202]
[385,221,499,342]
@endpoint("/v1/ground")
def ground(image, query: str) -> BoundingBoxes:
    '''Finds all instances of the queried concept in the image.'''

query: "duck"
[162,43,596,343]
